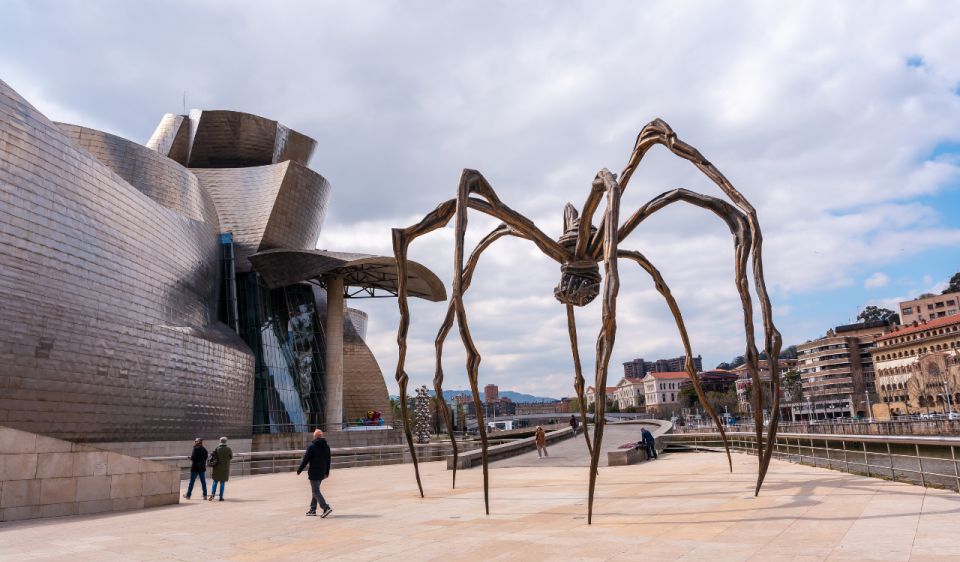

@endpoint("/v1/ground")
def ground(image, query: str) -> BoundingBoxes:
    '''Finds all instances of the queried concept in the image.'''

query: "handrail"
[668,430,960,447]
[666,431,960,493]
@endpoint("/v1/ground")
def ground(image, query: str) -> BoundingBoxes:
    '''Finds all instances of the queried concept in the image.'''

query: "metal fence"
[147,442,478,480]
[665,432,960,492]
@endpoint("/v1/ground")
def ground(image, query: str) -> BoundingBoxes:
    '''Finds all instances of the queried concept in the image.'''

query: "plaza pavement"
[2,425,960,561]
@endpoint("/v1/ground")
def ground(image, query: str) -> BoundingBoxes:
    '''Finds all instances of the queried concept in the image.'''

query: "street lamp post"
[864,390,873,422]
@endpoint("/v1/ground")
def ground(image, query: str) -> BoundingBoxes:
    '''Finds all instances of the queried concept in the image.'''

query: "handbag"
[207,450,220,468]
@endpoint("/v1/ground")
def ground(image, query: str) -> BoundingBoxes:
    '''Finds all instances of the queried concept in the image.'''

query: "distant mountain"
[391,389,559,403]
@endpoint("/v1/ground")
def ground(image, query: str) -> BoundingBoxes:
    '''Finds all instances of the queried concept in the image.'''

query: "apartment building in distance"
[900,293,959,325]
[872,315,960,419]
[623,355,703,379]
[642,371,690,415]
[734,359,799,414]
[796,321,892,419]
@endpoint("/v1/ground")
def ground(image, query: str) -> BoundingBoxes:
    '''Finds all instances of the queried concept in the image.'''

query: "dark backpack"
[207,449,220,468]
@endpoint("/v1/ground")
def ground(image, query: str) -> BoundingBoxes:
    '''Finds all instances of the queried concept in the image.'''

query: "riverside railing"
[147,442,480,480]
[664,431,960,492]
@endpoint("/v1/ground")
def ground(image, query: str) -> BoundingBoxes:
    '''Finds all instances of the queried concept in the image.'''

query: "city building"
[623,355,702,379]
[613,377,646,410]
[796,321,891,420]
[0,81,444,456]
[585,386,618,409]
[514,401,561,415]
[642,372,689,415]
[900,294,960,325]
[872,315,960,419]
[733,359,799,414]
[484,384,499,403]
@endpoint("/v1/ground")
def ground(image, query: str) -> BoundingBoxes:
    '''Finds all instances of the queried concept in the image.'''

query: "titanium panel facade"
[0,80,425,443]
[0,79,254,443]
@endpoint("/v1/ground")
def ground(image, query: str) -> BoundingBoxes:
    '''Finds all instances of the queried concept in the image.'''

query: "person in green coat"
[208,437,233,501]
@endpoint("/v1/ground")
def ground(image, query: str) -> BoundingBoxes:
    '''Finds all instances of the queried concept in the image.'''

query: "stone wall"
[0,426,179,522]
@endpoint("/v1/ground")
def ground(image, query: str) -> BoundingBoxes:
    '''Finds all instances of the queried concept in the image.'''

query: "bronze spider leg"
[601,119,782,493]
[619,187,781,494]
[586,169,621,524]
[565,303,593,456]
[560,179,609,458]
[617,249,733,472]
[453,169,568,514]
[394,199,458,498]
[432,223,519,489]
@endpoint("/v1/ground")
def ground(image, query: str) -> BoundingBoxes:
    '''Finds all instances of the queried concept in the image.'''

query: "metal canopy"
[248,248,446,302]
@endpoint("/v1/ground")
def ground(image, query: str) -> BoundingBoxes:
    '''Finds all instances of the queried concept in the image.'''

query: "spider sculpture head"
[553,203,601,306]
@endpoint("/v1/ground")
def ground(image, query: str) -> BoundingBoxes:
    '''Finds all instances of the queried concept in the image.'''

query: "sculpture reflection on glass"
[393,119,782,524]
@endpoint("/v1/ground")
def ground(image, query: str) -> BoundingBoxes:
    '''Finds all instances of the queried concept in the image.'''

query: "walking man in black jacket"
[297,429,332,517]
[184,438,208,499]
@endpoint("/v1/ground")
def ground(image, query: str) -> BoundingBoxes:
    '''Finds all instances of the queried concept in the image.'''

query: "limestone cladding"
[0,426,178,522]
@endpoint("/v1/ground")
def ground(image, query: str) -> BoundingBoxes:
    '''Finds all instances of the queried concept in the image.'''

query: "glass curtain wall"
[233,272,326,433]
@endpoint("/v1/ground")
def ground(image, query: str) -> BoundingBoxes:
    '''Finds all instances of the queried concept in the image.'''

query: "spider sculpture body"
[393,119,782,524]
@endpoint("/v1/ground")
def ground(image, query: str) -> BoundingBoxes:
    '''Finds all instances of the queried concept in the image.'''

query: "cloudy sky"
[4,1,959,398]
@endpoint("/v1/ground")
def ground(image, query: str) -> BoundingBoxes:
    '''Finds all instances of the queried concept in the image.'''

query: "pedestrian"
[183,438,208,500]
[569,414,579,433]
[640,427,658,460]
[208,436,233,501]
[297,429,333,518]
[535,426,548,458]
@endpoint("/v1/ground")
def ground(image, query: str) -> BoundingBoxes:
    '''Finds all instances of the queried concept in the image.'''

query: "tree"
[783,370,803,401]
[943,272,960,295]
[858,305,900,325]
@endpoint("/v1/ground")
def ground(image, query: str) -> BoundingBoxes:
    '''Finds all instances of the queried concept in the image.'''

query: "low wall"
[608,446,649,466]
[448,427,578,470]
[88,438,253,459]
[252,428,402,452]
[0,426,179,523]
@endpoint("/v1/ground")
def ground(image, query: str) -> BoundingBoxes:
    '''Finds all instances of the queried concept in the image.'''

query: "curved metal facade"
[0,79,254,442]
[0,79,420,443]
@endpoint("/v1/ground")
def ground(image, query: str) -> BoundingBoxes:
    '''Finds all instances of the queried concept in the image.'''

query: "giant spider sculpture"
[393,119,782,524]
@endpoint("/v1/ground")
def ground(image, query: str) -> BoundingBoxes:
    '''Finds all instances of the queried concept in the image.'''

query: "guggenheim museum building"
[0,79,443,456]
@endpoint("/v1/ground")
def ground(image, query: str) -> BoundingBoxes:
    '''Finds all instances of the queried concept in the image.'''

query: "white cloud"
[865,272,891,289]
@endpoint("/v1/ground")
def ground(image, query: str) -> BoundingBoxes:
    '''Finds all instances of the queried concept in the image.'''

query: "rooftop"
[642,371,690,380]
[876,314,960,342]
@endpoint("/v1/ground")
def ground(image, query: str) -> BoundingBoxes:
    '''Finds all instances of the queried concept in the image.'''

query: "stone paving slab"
[2,447,960,561]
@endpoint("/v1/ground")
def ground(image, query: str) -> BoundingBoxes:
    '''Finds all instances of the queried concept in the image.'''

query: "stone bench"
[607,445,649,466]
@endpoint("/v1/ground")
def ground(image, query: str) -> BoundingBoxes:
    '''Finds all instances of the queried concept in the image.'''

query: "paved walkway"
[495,424,643,467]
[2,449,960,561]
